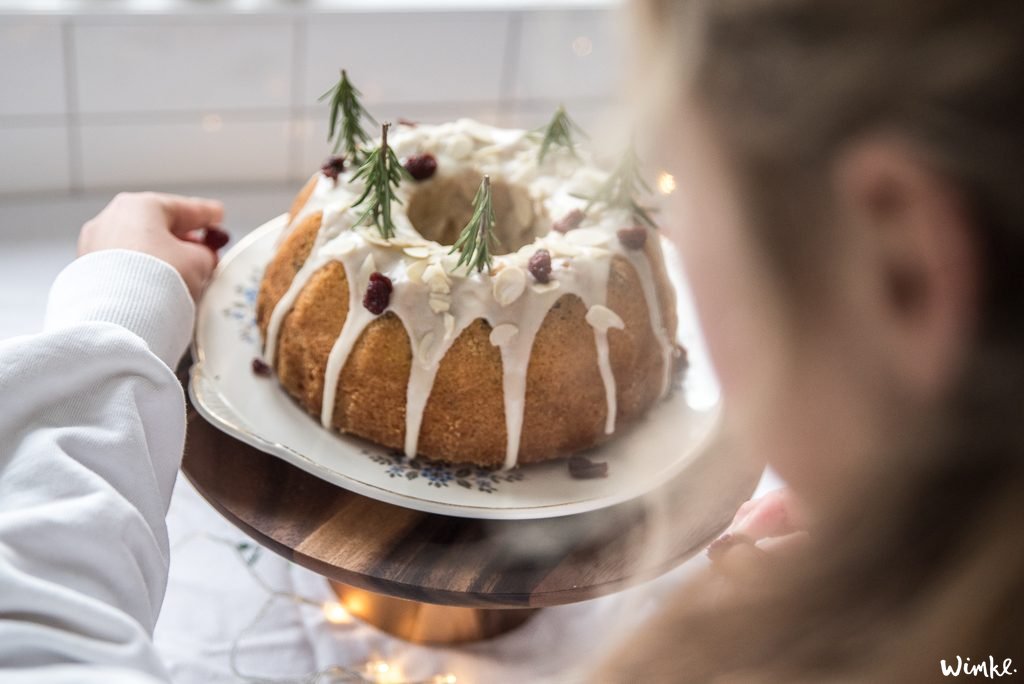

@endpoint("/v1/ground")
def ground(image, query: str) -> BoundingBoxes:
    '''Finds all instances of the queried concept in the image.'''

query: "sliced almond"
[548,241,583,258]
[565,228,612,247]
[361,232,392,247]
[492,266,526,307]
[319,236,357,258]
[405,259,429,284]
[440,252,463,274]
[531,280,562,294]
[403,246,432,259]
[489,323,519,347]
[423,262,451,294]
[428,294,451,313]
[360,253,377,276]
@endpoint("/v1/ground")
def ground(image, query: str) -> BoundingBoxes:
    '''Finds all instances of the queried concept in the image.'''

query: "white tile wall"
[0,183,297,338]
[512,9,621,101]
[296,101,504,174]
[74,19,293,114]
[80,116,291,188]
[0,126,71,193]
[0,19,67,117]
[0,5,620,199]
[500,97,621,137]
[303,12,510,106]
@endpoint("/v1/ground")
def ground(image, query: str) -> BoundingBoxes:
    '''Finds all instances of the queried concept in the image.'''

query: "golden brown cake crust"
[257,209,678,468]
[287,174,319,224]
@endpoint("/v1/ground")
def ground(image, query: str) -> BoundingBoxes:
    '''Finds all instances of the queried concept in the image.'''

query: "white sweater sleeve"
[0,250,196,683]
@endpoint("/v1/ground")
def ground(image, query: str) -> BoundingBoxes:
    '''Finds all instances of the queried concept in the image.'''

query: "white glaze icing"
[265,119,677,469]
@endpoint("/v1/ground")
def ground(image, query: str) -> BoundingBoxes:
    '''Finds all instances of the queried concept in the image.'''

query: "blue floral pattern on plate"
[368,450,526,493]
[221,266,262,346]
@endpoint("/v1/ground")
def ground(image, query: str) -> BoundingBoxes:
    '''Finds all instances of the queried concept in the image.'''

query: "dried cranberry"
[251,357,272,377]
[363,272,393,315]
[568,456,608,479]
[403,153,437,181]
[527,249,552,283]
[202,227,230,251]
[552,209,585,233]
[617,225,648,250]
[320,155,346,182]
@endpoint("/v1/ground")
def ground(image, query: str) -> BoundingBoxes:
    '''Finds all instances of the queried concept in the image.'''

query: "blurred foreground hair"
[603,1,1024,680]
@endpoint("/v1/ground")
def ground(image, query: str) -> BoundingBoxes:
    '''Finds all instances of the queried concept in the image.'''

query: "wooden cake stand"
[178,361,763,645]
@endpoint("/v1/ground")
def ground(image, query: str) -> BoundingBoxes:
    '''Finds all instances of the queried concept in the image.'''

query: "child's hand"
[78,192,227,301]
[707,488,808,574]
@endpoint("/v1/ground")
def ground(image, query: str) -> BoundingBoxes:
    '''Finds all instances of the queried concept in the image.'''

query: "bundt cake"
[256,118,681,469]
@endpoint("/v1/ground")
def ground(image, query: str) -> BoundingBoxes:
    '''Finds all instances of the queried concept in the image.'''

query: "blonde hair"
[600,1,1024,680]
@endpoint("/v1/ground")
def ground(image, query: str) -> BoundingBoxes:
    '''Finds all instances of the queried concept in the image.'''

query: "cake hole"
[406,169,548,254]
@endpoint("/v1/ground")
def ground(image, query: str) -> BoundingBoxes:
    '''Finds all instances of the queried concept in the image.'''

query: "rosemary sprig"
[318,69,377,163]
[450,175,498,274]
[583,144,658,228]
[351,123,410,239]
[535,104,588,164]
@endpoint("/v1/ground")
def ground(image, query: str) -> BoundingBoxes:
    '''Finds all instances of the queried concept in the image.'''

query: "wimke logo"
[941,656,1017,679]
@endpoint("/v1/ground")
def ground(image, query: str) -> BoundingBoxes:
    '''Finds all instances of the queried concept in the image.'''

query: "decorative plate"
[190,214,722,520]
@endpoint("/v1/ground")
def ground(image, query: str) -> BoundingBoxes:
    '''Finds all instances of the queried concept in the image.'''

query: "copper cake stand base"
[330,581,538,644]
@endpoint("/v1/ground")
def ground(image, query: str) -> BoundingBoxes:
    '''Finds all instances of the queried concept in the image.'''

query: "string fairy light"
[170,533,460,684]
[323,601,353,625]
[657,171,677,195]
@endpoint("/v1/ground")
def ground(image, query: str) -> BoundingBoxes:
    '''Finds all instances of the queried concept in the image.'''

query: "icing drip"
[264,255,325,367]
[266,119,678,469]
[493,289,560,469]
[320,252,379,427]
[401,317,471,459]
[264,205,353,367]
[578,266,618,436]
[403,364,440,458]
[593,330,617,433]
[624,248,676,397]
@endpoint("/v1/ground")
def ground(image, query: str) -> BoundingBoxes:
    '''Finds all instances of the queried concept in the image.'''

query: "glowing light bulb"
[364,660,406,683]
[657,171,677,195]
[571,35,593,57]
[322,601,351,624]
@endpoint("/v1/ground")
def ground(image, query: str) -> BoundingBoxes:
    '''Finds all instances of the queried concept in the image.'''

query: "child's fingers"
[707,531,810,578]
[727,488,804,540]
[149,192,225,237]
[175,240,218,300]
[757,530,810,553]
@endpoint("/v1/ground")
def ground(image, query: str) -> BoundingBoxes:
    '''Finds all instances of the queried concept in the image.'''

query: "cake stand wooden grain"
[178,359,763,645]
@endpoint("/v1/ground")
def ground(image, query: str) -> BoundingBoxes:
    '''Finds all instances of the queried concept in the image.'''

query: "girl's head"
[603,1,1024,679]
[635,0,1024,510]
